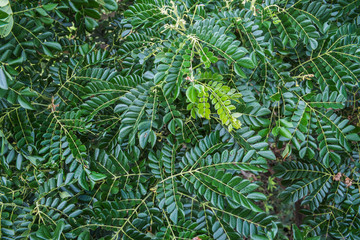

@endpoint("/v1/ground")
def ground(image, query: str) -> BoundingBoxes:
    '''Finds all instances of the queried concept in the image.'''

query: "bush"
[0,0,360,239]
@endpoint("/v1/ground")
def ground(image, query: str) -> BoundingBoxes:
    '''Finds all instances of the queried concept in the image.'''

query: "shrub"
[0,0,360,239]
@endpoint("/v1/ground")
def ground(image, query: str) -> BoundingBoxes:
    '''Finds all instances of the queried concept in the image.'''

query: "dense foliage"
[1,0,360,239]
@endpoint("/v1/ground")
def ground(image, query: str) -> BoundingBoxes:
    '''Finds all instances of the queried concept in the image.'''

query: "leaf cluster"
[0,0,360,239]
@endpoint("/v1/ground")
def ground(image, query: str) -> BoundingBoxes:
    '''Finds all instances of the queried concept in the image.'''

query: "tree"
[0,0,359,239]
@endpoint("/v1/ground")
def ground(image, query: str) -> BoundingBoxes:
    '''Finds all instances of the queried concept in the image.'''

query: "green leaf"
[347,133,360,141]
[237,57,255,69]
[309,38,318,50]
[42,45,54,57]
[292,224,303,240]
[139,130,150,149]
[258,150,276,160]
[35,7,48,16]
[69,209,83,218]
[53,220,65,240]
[89,171,107,181]
[20,87,38,97]
[280,119,293,128]
[17,95,35,110]
[85,17,98,31]
[16,154,22,170]
[168,119,176,135]
[36,226,52,239]
[186,85,197,103]
[279,127,292,139]
[247,192,267,200]
[154,72,166,84]
[270,92,281,101]
[0,66,8,89]
[0,1,13,38]
[169,209,178,224]
[281,144,291,158]
[78,171,89,191]
[251,235,268,240]
[60,191,72,199]
[234,63,246,78]
[78,231,90,240]
[42,3,58,11]
[103,0,118,11]
[8,56,23,65]
[43,41,62,51]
